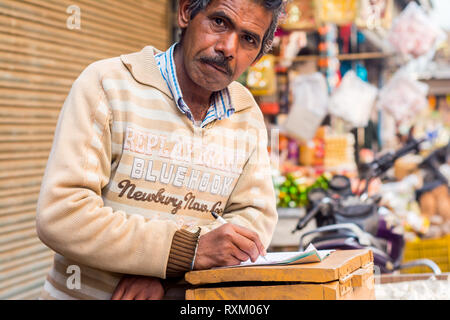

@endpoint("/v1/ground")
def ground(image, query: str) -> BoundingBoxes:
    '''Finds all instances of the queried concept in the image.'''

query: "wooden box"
[184,249,375,300]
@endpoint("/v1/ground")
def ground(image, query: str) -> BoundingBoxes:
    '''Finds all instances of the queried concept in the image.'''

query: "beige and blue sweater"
[35,45,277,300]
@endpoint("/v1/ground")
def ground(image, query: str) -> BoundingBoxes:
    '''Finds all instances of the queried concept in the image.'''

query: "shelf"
[276,51,394,63]
[418,78,450,96]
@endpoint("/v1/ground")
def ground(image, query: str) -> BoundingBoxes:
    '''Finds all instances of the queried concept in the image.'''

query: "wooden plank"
[185,262,376,300]
[185,282,339,300]
[185,249,372,285]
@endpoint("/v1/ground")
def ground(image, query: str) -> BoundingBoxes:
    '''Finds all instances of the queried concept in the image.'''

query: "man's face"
[178,0,273,92]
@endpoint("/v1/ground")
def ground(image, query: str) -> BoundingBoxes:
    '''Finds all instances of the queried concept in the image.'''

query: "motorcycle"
[415,142,449,201]
[292,137,442,274]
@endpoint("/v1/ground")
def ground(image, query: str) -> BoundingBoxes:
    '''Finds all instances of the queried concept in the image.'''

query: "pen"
[211,211,268,262]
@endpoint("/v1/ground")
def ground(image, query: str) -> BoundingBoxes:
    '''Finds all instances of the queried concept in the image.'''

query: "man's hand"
[193,223,266,270]
[111,275,164,300]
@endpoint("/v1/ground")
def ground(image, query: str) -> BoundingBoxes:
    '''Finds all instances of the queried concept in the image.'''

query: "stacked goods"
[419,185,450,239]
[298,126,326,167]
[324,133,356,169]
[299,139,325,167]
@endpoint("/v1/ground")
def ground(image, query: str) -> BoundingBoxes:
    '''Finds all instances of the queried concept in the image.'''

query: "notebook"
[218,244,334,268]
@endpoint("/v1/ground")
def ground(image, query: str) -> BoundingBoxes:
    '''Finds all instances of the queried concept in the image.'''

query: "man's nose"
[215,32,238,61]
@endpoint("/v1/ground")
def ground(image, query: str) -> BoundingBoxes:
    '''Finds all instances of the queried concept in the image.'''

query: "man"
[36,0,284,300]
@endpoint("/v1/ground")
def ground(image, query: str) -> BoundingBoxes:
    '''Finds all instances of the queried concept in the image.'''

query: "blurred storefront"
[253,0,450,285]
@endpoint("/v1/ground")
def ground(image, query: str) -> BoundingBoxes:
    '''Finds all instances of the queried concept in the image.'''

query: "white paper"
[216,244,335,268]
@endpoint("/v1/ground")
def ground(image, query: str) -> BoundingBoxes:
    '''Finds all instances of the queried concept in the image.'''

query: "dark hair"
[181,0,285,60]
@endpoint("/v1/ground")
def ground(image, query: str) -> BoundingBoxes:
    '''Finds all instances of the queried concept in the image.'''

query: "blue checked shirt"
[154,43,235,128]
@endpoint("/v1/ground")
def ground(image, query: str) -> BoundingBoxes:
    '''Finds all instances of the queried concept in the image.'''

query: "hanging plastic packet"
[328,70,378,128]
[283,72,329,141]
[387,2,446,60]
[376,69,429,124]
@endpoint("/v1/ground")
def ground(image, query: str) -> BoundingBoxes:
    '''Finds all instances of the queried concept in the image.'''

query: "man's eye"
[214,17,224,26]
[244,35,255,44]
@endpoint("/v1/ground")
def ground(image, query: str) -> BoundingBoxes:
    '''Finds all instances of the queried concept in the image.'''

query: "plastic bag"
[283,72,329,141]
[328,70,378,128]
[387,2,446,60]
[376,69,429,123]
[355,0,393,30]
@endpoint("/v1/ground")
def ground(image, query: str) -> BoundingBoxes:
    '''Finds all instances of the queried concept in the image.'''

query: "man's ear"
[178,0,191,29]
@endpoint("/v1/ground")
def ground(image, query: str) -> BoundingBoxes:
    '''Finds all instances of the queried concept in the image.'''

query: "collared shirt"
[154,43,235,128]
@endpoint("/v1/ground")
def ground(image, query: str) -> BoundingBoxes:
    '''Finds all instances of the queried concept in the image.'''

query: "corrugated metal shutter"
[0,0,172,300]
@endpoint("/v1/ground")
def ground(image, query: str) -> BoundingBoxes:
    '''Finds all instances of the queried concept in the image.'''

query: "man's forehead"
[202,0,272,34]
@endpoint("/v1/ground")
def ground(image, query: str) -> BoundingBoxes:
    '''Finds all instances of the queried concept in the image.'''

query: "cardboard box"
[184,249,375,300]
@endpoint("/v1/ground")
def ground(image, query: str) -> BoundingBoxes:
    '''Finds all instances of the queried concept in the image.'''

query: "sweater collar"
[120,46,255,113]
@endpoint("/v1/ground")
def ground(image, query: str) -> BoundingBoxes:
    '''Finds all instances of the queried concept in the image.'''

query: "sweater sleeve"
[198,118,278,249]
[35,62,193,279]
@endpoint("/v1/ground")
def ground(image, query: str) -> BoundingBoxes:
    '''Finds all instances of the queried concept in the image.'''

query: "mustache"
[199,55,232,76]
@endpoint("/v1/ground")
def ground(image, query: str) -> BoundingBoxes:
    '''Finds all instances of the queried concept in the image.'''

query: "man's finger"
[111,285,125,300]
[111,277,131,300]
[121,287,138,300]
[118,278,139,300]
[229,241,251,262]
[225,254,244,267]
[232,225,266,256]
[232,232,260,262]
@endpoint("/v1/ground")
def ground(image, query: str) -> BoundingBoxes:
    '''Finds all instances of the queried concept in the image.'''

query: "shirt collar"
[154,43,235,124]
[119,45,255,114]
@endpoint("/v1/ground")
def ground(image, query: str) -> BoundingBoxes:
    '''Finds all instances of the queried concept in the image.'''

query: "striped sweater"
[36,45,278,300]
